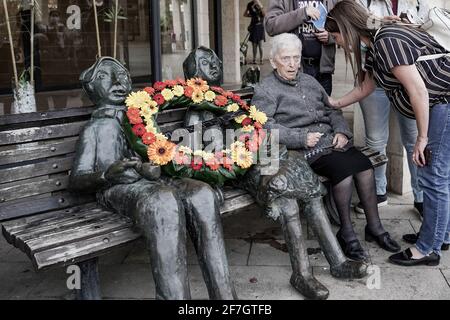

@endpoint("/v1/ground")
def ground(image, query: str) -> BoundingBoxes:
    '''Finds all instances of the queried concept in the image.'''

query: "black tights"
[252,41,263,63]
[332,168,385,242]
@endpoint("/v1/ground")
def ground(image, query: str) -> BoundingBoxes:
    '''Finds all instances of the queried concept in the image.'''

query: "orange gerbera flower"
[187,78,209,92]
[147,139,175,165]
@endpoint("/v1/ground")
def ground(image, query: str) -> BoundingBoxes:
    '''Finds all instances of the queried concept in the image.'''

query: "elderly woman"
[252,33,401,261]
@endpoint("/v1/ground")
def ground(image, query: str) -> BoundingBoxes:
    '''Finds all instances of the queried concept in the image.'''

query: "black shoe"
[414,202,423,219]
[354,194,388,214]
[389,248,440,266]
[365,226,401,253]
[336,231,369,262]
[402,233,449,250]
[330,260,368,279]
[290,273,329,300]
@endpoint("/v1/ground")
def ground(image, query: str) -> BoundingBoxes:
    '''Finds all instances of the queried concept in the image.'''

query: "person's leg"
[258,41,263,63]
[358,88,390,198]
[394,108,423,204]
[331,176,357,241]
[270,196,329,300]
[415,104,450,257]
[171,178,237,300]
[252,42,257,64]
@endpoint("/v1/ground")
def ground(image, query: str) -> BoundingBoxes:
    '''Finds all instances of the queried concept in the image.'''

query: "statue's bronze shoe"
[330,260,368,279]
[289,273,329,300]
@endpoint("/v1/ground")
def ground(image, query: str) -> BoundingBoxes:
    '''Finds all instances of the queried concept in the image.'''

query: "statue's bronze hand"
[105,160,142,184]
[136,162,161,181]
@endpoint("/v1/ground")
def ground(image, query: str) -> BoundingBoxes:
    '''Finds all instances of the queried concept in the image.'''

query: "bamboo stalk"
[30,0,35,85]
[3,0,19,88]
[113,0,118,59]
[93,0,102,57]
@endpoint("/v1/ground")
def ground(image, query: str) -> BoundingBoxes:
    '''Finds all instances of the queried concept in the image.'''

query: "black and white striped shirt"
[365,25,450,119]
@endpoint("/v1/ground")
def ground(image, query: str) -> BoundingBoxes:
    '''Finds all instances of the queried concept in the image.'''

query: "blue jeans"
[416,103,450,256]
[359,87,423,202]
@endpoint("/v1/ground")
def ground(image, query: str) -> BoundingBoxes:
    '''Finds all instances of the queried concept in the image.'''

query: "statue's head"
[80,57,132,106]
[183,46,223,86]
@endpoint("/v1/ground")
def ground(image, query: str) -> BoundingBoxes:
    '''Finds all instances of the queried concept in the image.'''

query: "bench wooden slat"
[33,227,141,270]
[222,188,251,200]
[24,213,133,256]
[220,193,256,215]
[0,175,69,203]
[0,193,95,222]
[12,208,110,245]
[1,203,98,240]
[0,121,87,146]
[0,107,94,127]
[0,156,74,184]
[156,108,187,124]
[159,121,184,134]
[0,137,78,166]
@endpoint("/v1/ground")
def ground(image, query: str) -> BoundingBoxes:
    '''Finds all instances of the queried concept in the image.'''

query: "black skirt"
[309,147,373,186]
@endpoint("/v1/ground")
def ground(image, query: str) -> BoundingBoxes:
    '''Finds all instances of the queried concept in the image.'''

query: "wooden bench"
[0,87,387,299]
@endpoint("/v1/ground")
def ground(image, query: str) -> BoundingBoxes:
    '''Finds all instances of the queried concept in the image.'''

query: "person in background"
[326,0,450,266]
[353,0,423,218]
[265,0,338,95]
[244,0,266,65]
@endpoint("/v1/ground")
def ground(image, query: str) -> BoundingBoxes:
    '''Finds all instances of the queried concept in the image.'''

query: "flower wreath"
[123,77,268,185]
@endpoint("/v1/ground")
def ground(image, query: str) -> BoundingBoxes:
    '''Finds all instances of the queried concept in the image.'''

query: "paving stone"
[222,205,281,240]
[313,266,450,300]
[248,242,290,267]
[0,262,43,299]
[1,247,32,263]
[441,269,450,288]
[98,243,135,265]
[230,265,305,300]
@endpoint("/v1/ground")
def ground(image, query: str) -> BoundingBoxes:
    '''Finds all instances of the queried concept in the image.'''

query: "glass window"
[160,0,193,80]
[0,0,152,114]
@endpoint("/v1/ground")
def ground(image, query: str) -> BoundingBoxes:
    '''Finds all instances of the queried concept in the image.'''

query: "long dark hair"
[325,0,384,85]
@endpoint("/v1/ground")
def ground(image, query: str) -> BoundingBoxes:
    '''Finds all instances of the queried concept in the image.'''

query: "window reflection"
[160,0,193,80]
[0,0,152,114]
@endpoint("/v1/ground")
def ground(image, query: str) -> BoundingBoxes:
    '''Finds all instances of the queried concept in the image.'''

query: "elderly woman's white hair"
[270,33,303,58]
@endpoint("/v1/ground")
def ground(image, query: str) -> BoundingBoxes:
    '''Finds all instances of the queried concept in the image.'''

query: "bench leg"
[76,258,101,300]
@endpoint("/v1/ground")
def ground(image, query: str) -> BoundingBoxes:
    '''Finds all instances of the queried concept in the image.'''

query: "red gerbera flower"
[231,94,241,102]
[174,151,191,165]
[191,158,203,171]
[176,78,186,86]
[144,87,155,96]
[222,157,234,171]
[142,132,156,145]
[254,122,263,130]
[223,91,234,98]
[246,139,259,152]
[241,117,253,126]
[184,86,194,98]
[214,95,228,107]
[153,94,165,105]
[165,79,177,87]
[206,158,220,171]
[128,116,143,125]
[132,124,146,137]
[211,86,225,94]
[127,108,140,118]
[153,81,166,91]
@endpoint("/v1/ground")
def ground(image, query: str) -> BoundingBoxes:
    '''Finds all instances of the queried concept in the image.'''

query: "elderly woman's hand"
[307,132,323,148]
[333,133,349,149]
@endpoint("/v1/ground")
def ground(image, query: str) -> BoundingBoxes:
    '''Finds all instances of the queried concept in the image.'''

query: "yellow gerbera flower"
[178,146,193,155]
[149,100,158,114]
[192,90,204,104]
[172,85,184,97]
[204,90,216,102]
[140,104,158,117]
[231,147,254,169]
[147,139,176,165]
[125,91,152,109]
[193,150,204,157]
[242,125,255,133]
[234,115,247,124]
[202,152,215,161]
[161,88,175,101]
[154,133,168,141]
[249,105,268,125]
[230,141,245,151]
[145,124,158,134]
[227,103,239,112]
[187,78,209,92]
